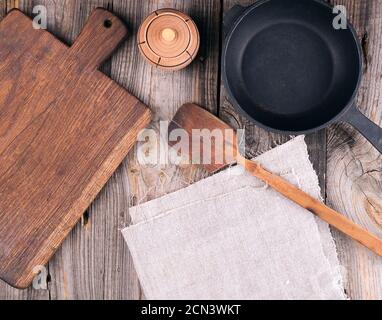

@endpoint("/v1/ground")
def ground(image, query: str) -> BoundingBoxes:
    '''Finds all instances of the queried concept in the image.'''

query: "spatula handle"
[70,8,127,68]
[238,156,382,257]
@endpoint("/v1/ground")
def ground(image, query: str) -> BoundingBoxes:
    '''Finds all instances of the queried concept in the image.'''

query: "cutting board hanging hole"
[104,19,112,28]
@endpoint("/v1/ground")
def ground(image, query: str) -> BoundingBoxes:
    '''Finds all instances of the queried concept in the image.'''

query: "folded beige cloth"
[122,136,345,300]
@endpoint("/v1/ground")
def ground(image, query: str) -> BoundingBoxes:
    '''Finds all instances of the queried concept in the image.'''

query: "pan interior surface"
[224,0,361,132]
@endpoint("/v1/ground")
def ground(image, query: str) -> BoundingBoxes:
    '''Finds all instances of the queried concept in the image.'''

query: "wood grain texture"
[0,7,150,289]
[32,0,148,300]
[0,0,49,302]
[46,0,220,300]
[327,0,382,299]
[123,0,220,202]
[221,0,381,300]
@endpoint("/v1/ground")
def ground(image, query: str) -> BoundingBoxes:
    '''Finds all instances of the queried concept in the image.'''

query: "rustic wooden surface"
[0,0,381,299]
[327,0,382,300]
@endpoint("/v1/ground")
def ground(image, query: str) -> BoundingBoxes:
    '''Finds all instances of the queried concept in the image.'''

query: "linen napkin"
[122,136,346,300]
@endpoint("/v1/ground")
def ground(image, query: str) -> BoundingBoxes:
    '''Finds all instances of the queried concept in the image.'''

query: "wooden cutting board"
[0,8,151,288]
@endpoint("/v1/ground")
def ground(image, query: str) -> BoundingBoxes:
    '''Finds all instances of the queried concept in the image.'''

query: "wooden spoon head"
[168,103,239,173]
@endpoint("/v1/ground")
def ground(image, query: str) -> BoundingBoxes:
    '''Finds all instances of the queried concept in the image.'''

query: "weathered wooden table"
[0,0,381,300]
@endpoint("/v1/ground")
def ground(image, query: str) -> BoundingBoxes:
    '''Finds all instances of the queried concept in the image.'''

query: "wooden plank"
[27,0,139,300]
[45,0,220,299]
[0,0,48,301]
[123,0,220,202]
[221,0,382,300]
[327,0,382,299]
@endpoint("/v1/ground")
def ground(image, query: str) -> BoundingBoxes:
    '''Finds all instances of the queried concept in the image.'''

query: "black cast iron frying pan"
[223,0,382,153]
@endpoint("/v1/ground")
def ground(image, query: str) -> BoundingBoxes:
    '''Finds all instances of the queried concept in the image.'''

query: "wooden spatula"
[169,103,382,257]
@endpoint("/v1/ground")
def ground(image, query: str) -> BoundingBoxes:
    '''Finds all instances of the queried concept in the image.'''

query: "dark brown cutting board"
[0,8,151,288]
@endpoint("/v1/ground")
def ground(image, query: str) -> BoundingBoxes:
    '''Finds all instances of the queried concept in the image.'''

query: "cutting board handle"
[70,8,128,68]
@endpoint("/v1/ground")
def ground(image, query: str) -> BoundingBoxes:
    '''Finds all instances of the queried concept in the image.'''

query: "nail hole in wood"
[104,19,112,28]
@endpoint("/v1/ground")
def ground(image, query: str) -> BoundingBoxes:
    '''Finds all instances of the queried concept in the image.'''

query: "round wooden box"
[138,9,200,71]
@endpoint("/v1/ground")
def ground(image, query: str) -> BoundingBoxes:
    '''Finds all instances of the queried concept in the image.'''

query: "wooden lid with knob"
[138,8,200,71]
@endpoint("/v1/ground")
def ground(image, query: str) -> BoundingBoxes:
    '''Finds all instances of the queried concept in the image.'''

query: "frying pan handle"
[343,105,382,154]
[223,5,246,37]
